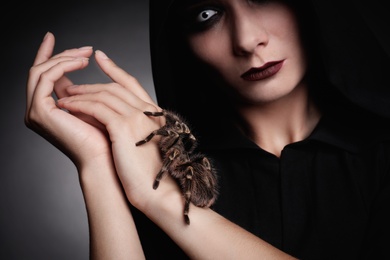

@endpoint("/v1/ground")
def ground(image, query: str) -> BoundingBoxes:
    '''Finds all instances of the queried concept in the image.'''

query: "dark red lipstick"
[241,60,284,81]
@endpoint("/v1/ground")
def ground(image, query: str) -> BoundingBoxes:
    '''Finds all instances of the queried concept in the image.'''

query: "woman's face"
[182,0,308,105]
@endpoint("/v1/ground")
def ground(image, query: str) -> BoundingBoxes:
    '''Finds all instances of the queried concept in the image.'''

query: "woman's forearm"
[79,157,145,260]
[142,186,297,260]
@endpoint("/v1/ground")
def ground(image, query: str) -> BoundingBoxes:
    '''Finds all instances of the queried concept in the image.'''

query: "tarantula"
[135,109,219,225]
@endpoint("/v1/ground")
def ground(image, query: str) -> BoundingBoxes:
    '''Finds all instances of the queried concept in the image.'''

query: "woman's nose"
[231,11,269,56]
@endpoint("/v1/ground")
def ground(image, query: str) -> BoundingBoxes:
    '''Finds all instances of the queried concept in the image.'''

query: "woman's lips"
[241,60,284,81]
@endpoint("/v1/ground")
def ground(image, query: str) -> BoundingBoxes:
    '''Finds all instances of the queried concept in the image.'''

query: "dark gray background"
[1,1,153,259]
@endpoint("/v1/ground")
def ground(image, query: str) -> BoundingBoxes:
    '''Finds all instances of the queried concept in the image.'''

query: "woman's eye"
[179,6,221,33]
[196,9,218,23]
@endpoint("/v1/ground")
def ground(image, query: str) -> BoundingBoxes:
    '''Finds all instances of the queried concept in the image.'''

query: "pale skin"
[24,0,319,259]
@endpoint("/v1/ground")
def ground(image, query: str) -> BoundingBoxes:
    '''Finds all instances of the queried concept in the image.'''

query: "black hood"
[149,0,390,127]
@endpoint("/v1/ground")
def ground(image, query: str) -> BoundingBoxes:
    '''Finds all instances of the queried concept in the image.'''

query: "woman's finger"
[32,32,55,66]
[57,98,128,139]
[57,93,162,142]
[33,32,93,66]
[58,87,160,128]
[53,77,76,100]
[65,83,160,113]
[26,33,55,114]
[61,91,138,117]
[94,50,155,104]
[28,58,89,111]
[28,48,93,95]
[27,33,93,111]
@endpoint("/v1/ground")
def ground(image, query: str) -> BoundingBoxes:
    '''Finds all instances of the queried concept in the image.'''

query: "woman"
[25,0,390,259]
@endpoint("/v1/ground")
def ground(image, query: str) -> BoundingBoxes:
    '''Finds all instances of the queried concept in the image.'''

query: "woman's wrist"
[77,154,116,186]
[143,180,185,220]
[77,155,146,259]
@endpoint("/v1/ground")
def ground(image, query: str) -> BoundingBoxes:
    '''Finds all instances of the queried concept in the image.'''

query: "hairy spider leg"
[143,111,165,117]
[135,128,169,146]
[135,110,166,146]
[183,166,194,225]
[162,110,180,125]
[153,147,180,189]
[136,110,176,146]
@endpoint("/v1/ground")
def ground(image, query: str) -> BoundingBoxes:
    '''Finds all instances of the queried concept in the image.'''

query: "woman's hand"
[25,32,146,259]
[25,32,111,170]
[56,49,180,209]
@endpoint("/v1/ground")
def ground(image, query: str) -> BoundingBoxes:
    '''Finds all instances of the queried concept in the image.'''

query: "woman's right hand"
[25,32,111,170]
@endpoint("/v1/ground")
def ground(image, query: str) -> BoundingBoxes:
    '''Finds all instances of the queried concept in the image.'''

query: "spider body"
[136,109,218,224]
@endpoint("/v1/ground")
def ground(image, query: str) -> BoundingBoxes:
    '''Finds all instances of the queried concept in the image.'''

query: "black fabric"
[205,106,390,259]
[310,1,390,119]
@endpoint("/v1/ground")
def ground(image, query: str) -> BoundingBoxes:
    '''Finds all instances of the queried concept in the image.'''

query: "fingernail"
[57,97,70,103]
[95,50,109,59]
[55,100,69,112]
[75,57,89,62]
[79,46,93,50]
[43,32,50,41]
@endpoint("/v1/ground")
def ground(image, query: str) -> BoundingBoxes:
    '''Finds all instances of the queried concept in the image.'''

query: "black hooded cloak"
[151,0,390,120]
[129,0,390,259]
